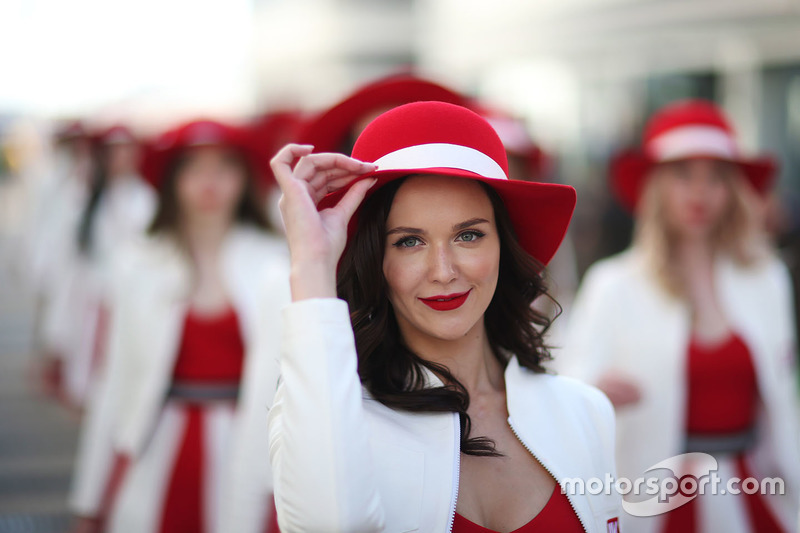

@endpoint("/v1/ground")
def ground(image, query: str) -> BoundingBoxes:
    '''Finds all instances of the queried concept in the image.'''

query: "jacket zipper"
[447,412,461,533]
[507,416,589,533]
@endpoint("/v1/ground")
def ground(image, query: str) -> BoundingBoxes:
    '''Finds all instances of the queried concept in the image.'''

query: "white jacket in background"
[70,225,289,532]
[268,298,622,532]
[42,174,156,405]
[560,249,800,533]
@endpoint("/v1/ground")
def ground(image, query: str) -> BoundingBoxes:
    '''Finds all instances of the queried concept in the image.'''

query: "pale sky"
[0,0,255,119]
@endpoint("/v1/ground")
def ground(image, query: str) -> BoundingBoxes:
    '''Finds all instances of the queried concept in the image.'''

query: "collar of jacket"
[414,356,616,531]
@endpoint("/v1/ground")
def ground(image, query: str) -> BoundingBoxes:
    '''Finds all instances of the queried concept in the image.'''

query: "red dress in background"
[661,333,786,533]
[104,307,245,533]
[158,306,245,533]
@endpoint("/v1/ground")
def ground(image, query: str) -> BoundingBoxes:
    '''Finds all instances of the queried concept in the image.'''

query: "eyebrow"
[386,217,490,236]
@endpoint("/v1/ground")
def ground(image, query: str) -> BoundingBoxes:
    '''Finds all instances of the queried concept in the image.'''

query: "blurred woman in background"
[41,125,154,408]
[69,119,288,533]
[562,99,800,533]
[28,122,94,398]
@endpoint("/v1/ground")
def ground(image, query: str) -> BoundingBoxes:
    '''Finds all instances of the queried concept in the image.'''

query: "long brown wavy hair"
[337,177,557,456]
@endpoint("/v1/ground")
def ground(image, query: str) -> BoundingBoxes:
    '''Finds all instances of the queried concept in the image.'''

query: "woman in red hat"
[268,101,621,532]
[40,124,156,408]
[69,120,289,533]
[29,121,93,399]
[561,99,800,533]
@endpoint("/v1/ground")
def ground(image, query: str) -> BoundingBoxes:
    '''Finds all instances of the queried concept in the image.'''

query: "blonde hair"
[632,164,768,296]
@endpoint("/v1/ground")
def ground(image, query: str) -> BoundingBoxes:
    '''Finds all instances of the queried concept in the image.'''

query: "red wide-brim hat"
[296,73,470,154]
[249,110,306,185]
[141,119,267,189]
[610,99,777,212]
[317,101,576,267]
[481,108,551,180]
[54,120,89,141]
[92,124,138,147]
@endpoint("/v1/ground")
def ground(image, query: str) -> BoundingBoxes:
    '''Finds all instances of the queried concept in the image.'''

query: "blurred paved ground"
[0,237,77,533]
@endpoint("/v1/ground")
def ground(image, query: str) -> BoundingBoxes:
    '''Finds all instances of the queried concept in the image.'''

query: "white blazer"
[559,249,800,533]
[42,175,156,405]
[268,298,622,533]
[70,225,290,532]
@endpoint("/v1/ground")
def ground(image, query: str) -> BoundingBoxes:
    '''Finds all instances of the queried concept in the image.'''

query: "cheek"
[465,243,500,290]
[383,252,424,302]
[217,172,246,204]
[176,173,202,205]
[707,183,732,216]
[661,181,689,220]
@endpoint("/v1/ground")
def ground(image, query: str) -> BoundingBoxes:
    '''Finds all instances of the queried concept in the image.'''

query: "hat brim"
[141,139,268,190]
[318,168,576,267]
[610,151,777,212]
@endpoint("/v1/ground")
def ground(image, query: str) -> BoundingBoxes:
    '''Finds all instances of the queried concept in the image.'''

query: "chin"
[412,312,483,341]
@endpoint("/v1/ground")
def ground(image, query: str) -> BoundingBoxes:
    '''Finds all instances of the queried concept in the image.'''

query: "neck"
[674,234,715,267]
[180,215,232,259]
[401,320,505,396]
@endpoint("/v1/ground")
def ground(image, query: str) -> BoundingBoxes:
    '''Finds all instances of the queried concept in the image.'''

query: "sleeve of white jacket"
[765,259,800,493]
[558,260,622,384]
[68,259,131,515]
[268,298,385,533]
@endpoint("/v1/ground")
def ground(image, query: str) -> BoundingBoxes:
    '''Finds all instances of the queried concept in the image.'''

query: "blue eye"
[456,230,485,243]
[393,236,422,248]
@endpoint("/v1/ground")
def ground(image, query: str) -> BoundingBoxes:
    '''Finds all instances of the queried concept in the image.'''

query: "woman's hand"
[270,144,377,301]
[595,373,642,408]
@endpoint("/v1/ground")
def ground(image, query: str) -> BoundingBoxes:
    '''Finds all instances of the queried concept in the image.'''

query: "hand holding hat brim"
[271,143,377,300]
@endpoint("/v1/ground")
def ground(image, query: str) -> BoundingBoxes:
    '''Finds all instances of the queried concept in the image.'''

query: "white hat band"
[373,143,507,181]
[648,125,738,161]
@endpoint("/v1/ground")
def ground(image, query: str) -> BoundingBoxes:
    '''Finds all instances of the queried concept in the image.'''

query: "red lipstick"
[419,290,471,311]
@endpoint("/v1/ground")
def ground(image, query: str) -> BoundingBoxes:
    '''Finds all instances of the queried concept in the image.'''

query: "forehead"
[181,145,242,166]
[387,175,494,226]
[660,157,737,174]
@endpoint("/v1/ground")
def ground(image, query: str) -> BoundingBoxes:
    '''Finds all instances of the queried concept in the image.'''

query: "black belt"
[684,427,757,455]
[167,382,240,402]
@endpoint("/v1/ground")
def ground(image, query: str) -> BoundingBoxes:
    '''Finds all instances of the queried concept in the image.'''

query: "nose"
[687,161,720,197]
[428,243,458,284]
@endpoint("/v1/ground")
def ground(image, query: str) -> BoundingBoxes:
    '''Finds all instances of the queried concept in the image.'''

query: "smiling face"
[652,158,736,241]
[382,175,501,345]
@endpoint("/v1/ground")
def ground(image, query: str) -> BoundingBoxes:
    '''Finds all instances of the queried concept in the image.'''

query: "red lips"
[419,290,471,311]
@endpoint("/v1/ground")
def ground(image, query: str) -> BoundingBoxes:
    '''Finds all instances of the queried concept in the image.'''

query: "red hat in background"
[610,99,777,212]
[249,110,305,184]
[481,109,552,181]
[296,73,471,154]
[318,101,576,267]
[93,124,138,147]
[141,119,264,189]
[54,120,89,142]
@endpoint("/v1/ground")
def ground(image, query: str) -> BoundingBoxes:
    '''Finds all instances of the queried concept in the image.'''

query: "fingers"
[293,152,376,184]
[331,177,378,223]
[270,144,314,190]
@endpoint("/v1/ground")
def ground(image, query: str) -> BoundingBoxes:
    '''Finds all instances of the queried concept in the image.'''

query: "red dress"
[158,307,245,533]
[453,484,584,532]
[103,307,246,533]
[661,333,785,533]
